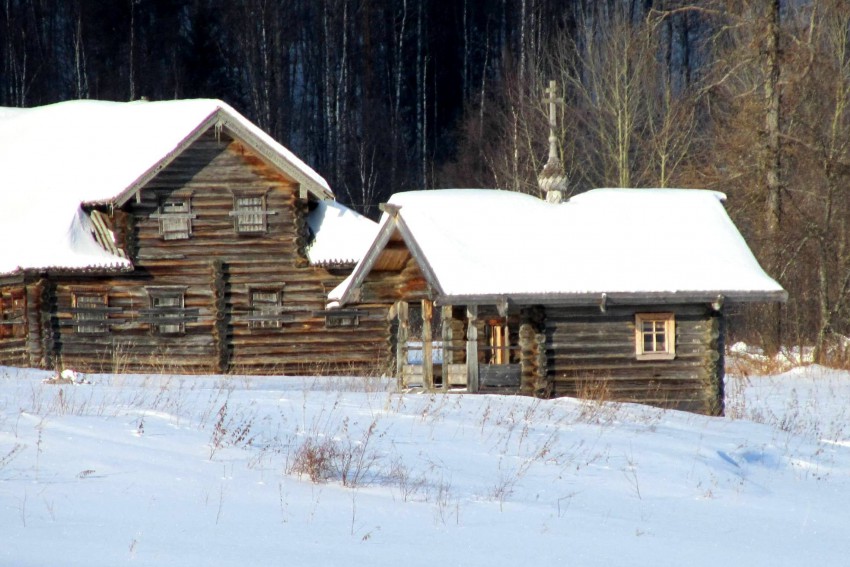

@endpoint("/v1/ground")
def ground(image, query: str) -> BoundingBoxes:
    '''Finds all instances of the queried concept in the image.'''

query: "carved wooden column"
[396,301,409,389]
[422,299,434,390]
[440,305,452,391]
[466,305,479,393]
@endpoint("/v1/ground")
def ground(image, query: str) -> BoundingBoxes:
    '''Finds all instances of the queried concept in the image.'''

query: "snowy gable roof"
[305,200,378,266]
[331,188,787,306]
[0,99,332,275]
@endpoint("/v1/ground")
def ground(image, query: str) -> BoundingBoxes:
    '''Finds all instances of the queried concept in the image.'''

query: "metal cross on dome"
[538,79,567,203]
[542,80,564,164]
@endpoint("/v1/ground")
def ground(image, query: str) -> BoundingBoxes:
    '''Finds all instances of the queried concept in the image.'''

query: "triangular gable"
[110,105,333,208]
[330,207,444,305]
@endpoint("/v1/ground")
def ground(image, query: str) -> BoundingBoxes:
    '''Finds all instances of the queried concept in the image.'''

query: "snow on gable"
[0,99,331,275]
[332,188,786,304]
[306,200,378,266]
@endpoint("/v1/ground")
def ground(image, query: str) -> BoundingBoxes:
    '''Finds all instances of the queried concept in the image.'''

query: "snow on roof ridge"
[332,187,784,305]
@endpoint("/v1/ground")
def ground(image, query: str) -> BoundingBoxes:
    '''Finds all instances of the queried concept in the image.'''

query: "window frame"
[72,291,110,335]
[150,197,196,240]
[324,310,361,328]
[249,286,285,330]
[146,287,187,335]
[230,192,277,235]
[634,312,676,361]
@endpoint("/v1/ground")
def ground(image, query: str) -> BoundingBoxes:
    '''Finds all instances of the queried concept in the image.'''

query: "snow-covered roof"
[0,99,332,276]
[331,188,787,306]
[306,200,379,266]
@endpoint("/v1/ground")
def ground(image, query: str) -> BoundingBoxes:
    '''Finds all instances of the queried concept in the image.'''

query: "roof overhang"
[433,289,788,308]
[0,263,134,283]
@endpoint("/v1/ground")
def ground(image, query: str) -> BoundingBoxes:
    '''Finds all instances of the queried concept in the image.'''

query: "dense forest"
[3,0,850,362]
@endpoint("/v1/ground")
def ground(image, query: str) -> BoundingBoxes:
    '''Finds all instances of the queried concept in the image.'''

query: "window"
[0,290,25,338]
[147,288,186,334]
[151,199,195,240]
[324,310,361,328]
[73,293,109,334]
[231,194,276,234]
[250,288,284,329]
[635,313,676,360]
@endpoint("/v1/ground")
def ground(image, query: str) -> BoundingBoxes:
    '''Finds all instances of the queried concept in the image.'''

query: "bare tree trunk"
[129,0,135,100]
[416,0,426,189]
[73,11,88,99]
[764,0,782,237]
[763,0,782,354]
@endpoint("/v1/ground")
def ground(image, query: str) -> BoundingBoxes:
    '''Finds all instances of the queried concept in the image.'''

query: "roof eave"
[219,114,333,201]
[1,263,134,282]
[110,109,221,208]
[434,289,788,307]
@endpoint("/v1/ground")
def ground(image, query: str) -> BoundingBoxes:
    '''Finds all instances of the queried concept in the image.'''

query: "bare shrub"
[288,436,339,482]
[286,417,384,487]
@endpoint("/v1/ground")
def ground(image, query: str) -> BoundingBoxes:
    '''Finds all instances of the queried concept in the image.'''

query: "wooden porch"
[393,299,549,396]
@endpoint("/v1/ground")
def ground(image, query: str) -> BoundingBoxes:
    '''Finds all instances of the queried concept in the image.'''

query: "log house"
[329,188,787,415]
[0,99,390,375]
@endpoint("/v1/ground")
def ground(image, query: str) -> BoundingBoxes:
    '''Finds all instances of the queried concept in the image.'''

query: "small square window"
[231,194,277,234]
[325,311,360,328]
[151,199,195,240]
[73,293,109,334]
[635,313,675,360]
[250,288,284,329]
[147,289,186,334]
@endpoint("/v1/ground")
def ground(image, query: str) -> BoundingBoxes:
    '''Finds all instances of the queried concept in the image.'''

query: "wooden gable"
[120,127,310,266]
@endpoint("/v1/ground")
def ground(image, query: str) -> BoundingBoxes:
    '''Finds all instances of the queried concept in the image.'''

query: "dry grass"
[574,374,621,423]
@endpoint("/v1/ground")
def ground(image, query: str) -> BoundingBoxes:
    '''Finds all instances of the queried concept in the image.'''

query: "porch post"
[441,305,452,391]
[422,299,434,390]
[396,301,408,389]
[466,305,479,392]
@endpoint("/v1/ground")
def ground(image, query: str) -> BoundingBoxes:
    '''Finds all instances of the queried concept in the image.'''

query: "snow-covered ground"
[2,365,849,566]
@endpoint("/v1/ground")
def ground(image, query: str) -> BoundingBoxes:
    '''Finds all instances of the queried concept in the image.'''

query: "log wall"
[545,304,724,415]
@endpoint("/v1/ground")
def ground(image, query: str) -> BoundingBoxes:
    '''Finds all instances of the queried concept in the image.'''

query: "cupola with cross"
[537,80,567,203]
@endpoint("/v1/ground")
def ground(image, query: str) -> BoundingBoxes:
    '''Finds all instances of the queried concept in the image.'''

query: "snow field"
[2,366,850,566]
